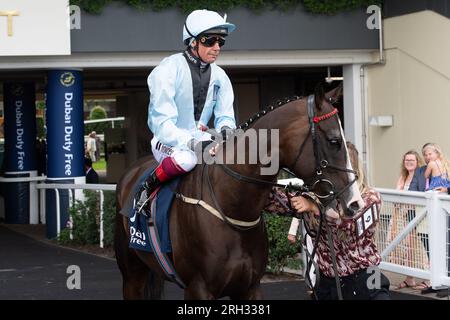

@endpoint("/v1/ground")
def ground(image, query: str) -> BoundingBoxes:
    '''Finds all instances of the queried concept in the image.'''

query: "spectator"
[423,143,450,191]
[84,157,99,184]
[86,132,97,162]
[92,131,101,162]
[388,150,429,290]
[409,142,433,192]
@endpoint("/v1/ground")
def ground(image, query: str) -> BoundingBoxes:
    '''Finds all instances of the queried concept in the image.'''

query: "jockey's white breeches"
[151,131,210,172]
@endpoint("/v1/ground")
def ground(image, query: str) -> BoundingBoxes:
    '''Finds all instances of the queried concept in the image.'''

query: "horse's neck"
[214,129,279,220]
[210,164,275,221]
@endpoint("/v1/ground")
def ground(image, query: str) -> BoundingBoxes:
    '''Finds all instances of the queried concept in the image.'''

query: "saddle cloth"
[128,176,180,253]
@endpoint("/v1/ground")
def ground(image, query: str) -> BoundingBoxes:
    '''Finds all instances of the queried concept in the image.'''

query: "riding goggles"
[199,35,226,47]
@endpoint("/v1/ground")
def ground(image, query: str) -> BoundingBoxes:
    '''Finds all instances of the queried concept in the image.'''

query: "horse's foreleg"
[122,267,149,300]
[230,284,264,300]
[184,280,215,300]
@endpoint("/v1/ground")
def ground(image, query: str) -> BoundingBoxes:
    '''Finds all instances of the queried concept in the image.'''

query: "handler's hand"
[291,196,320,216]
[287,234,297,244]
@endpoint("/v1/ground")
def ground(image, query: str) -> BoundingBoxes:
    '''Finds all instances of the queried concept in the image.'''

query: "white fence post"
[29,171,39,224]
[99,190,104,248]
[39,183,46,224]
[54,189,61,237]
[427,191,447,289]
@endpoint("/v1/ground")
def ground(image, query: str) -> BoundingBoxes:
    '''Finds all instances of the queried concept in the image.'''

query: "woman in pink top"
[388,150,429,290]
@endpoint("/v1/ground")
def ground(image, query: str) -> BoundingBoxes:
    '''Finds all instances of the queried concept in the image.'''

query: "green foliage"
[36,101,45,110]
[57,190,99,245]
[57,190,116,247]
[90,105,107,120]
[36,117,45,139]
[85,105,110,135]
[303,0,382,15]
[57,228,72,245]
[263,212,300,274]
[102,191,116,247]
[70,0,380,14]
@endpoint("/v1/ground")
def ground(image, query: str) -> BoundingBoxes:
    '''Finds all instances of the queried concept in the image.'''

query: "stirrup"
[136,188,151,213]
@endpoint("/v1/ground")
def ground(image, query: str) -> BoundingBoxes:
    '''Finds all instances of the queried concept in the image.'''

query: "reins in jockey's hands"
[188,138,219,156]
[220,126,234,141]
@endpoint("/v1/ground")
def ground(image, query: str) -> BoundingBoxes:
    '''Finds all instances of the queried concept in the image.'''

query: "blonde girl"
[423,143,450,190]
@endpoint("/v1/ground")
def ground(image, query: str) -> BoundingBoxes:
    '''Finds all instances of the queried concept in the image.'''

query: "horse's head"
[281,83,364,217]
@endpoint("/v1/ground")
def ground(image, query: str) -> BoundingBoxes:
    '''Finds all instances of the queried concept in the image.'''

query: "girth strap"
[175,193,261,227]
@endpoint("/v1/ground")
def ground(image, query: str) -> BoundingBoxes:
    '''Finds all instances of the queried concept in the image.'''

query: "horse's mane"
[236,95,303,131]
[236,82,342,131]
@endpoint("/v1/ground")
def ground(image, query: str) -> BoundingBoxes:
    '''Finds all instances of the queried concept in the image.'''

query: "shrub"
[57,190,116,247]
[102,191,116,247]
[58,190,100,245]
[85,105,110,135]
[263,212,301,274]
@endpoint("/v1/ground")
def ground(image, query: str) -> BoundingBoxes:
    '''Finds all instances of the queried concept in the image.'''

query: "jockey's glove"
[188,138,217,152]
[220,126,235,141]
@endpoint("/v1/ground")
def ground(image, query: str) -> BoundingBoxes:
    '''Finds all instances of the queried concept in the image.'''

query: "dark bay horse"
[114,85,364,299]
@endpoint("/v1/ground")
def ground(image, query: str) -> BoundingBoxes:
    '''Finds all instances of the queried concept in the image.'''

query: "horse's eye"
[329,138,341,147]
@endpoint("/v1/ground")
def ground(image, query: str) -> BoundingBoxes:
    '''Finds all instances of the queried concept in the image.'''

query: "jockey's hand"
[434,186,449,193]
[287,234,297,244]
[291,196,320,216]
[189,139,215,152]
[220,126,234,141]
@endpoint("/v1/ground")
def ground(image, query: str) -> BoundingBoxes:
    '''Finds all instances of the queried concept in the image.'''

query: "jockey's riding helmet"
[183,9,236,45]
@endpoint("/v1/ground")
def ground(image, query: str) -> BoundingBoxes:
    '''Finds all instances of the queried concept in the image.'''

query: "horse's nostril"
[346,201,360,217]
[350,201,360,211]
[345,208,355,217]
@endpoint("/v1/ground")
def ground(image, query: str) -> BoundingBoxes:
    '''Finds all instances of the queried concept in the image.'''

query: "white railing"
[0,175,117,248]
[0,175,47,224]
[376,188,450,289]
[84,116,124,128]
[35,183,117,248]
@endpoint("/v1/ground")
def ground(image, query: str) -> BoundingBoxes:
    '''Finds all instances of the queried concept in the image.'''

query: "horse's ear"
[314,82,325,110]
[325,83,343,104]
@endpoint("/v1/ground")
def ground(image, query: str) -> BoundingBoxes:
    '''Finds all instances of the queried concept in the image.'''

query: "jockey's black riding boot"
[136,171,162,211]
[143,170,162,194]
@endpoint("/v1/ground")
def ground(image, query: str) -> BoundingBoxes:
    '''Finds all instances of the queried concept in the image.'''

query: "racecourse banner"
[46,70,84,178]
[3,82,37,172]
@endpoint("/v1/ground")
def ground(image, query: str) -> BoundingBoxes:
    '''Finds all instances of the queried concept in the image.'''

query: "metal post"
[100,190,104,248]
[29,177,39,224]
[427,192,447,288]
[55,188,61,237]
[39,184,46,224]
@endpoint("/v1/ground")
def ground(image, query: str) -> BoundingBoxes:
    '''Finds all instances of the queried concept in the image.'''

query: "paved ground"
[0,224,441,300]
